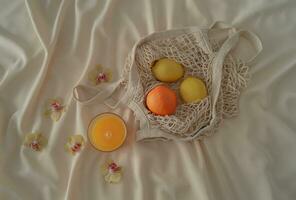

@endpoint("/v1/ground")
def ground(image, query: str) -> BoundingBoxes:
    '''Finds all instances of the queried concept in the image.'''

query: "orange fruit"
[146,85,177,116]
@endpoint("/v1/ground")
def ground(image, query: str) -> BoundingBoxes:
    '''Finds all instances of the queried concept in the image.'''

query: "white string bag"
[73,22,262,141]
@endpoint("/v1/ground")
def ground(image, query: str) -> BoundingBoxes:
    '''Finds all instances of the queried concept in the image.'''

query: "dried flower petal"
[88,64,112,85]
[44,98,65,122]
[51,111,62,121]
[24,133,47,152]
[101,160,122,184]
[65,135,85,155]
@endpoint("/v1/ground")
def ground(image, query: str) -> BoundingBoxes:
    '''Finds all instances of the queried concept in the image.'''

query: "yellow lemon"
[152,58,184,82]
[180,77,208,103]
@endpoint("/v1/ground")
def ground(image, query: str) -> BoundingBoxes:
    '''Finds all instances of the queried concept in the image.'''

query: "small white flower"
[101,160,122,184]
[88,64,112,85]
[44,98,65,122]
[65,135,85,155]
[24,133,47,152]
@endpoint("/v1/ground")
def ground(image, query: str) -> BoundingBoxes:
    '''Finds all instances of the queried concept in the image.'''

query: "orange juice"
[88,113,127,152]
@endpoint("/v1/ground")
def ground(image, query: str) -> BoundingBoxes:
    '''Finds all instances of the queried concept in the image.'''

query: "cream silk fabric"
[0,0,296,199]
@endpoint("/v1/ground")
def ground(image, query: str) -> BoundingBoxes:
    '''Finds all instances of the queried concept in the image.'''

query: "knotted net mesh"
[122,31,248,139]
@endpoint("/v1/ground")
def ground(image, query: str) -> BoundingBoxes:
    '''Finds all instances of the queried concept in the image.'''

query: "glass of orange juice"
[88,113,127,152]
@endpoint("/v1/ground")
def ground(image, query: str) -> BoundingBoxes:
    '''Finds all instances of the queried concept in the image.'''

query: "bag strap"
[209,31,240,129]
[73,79,123,107]
[210,21,263,63]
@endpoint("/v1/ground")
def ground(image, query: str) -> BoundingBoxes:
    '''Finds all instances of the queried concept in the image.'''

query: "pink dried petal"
[108,162,120,173]
[96,72,107,83]
[30,140,41,151]
[71,143,82,152]
[51,102,62,111]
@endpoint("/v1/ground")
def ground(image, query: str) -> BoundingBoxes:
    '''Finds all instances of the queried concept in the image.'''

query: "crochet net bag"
[120,22,262,141]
